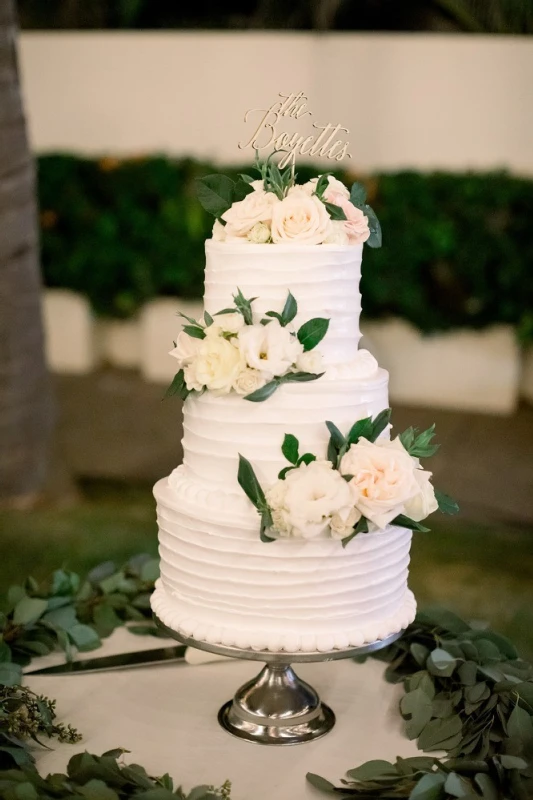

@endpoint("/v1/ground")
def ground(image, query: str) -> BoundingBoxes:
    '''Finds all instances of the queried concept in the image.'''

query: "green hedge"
[37,155,533,340]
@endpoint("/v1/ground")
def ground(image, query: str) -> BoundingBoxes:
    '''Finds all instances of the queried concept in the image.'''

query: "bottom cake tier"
[151,467,417,653]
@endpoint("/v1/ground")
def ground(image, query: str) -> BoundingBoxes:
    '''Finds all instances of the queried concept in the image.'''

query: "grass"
[1,482,532,658]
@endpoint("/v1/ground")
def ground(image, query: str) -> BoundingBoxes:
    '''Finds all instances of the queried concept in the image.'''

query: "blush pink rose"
[327,191,370,245]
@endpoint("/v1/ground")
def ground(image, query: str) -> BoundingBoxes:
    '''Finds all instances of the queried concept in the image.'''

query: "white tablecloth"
[25,629,420,799]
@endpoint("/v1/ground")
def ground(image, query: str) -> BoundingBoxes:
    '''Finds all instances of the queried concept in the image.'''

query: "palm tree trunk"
[0,0,54,502]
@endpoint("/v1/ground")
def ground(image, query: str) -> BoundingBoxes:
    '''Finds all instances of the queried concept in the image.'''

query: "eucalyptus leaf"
[13,597,48,626]
[400,689,433,739]
[305,773,337,793]
[0,662,23,686]
[346,759,397,781]
[427,648,458,677]
[417,715,463,751]
[409,772,446,799]
[350,182,367,206]
[67,623,101,652]
[507,704,533,744]
[444,772,471,797]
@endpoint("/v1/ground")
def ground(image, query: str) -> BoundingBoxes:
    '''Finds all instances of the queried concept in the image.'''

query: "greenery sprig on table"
[1,558,532,798]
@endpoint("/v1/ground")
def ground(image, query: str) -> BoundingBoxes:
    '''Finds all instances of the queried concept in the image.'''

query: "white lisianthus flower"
[404,469,438,521]
[265,460,354,539]
[247,221,271,243]
[233,367,267,396]
[295,349,324,374]
[237,320,303,380]
[221,189,277,236]
[304,175,350,201]
[340,437,425,529]
[212,219,226,241]
[183,363,204,392]
[190,335,245,395]
[323,221,350,245]
[271,193,333,245]
[215,312,245,335]
[330,507,362,540]
[169,330,201,367]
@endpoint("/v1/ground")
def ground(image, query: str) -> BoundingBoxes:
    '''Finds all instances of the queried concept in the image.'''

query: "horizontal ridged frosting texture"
[204,240,363,366]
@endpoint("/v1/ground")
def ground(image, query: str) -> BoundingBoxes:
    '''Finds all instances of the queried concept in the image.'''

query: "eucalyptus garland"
[1,558,532,799]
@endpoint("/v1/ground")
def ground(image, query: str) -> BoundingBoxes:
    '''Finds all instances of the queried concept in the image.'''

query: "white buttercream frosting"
[151,241,417,652]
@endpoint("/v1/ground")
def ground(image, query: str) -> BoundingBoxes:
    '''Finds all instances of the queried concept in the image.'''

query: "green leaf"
[417,714,463,751]
[280,291,297,326]
[68,623,101,651]
[409,772,446,800]
[499,754,528,770]
[363,204,383,248]
[93,603,121,638]
[347,416,373,445]
[410,644,430,668]
[260,508,275,543]
[281,434,299,465]
[278,466,296,479]
[444,772,471,797]
[177,310,200,326]
[13,597,48,625]
[458,661,478,686]
[237,454,267,511]
[0,662,23,686]
[239,173,255,184]
[435,490,460,515]
[78,779,120,800]
[280,371,324,384]
[42,604,78,630]
[233,179,254,203]
[474,774,498,800]
[400,689,433,739]
[195,174,235,217]
[341,516,369,548]
[408,425,439,458]
[203,311,213,327]
[392,514,431,533]
[347,760,397,781]
[297,318,330,351]
[244,379,281,402]
[165,370,186,399]
[232,288,255,325]
[324,201,347,221]
[400,426,416,451]
[416,607,470,634]
[507,704,533,744]
[313,173,333,199]
[350,182,367,206]
[140,559,160,583]
[427,648,458,677]
[369,408,392,441]
[182,325,206,340]
[297,453,316,466]
[325,421,346,451]
[305,773,336,793]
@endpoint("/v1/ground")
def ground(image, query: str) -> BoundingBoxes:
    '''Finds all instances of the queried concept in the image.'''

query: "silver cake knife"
[25,644,187,675]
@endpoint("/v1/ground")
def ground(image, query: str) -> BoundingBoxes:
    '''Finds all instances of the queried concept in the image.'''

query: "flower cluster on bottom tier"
[152,467,417,653]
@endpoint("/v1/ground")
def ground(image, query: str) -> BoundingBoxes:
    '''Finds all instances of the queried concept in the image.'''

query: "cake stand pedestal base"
[155,616,401,746]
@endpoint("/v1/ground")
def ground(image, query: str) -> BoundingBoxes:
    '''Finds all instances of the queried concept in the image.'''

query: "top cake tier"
[204,241,363,367]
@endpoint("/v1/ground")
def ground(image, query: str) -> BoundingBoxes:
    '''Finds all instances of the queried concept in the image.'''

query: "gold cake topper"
[239,92,352,169]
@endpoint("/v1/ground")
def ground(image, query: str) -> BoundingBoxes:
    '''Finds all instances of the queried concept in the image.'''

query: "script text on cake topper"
[239,92,352,169]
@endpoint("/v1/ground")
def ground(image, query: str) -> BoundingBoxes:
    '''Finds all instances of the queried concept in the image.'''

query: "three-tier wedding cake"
[151,167,454,652]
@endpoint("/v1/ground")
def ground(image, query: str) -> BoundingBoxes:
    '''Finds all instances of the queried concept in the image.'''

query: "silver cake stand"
[155,615,401,746]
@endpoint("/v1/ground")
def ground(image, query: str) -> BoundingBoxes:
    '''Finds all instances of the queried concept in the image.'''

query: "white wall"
[19,32,533,174]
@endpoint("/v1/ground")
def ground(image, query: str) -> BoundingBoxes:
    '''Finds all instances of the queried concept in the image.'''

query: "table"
[25,628,421,799]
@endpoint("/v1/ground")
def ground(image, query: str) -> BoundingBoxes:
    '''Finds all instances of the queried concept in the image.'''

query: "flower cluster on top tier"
[195,158,382,248]
[214,177,369,246]
[166,290,329,403]
[238,410,459,546]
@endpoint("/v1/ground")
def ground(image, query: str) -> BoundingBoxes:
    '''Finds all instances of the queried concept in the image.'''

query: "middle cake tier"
[182,368,389,489]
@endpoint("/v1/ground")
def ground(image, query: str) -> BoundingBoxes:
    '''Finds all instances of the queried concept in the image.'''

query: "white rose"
[404,469,438,522]
[340,437,421,529]
[237,320,303,381]
[323,220,349,245]
[247,221,271,243]
[295,350,324,374]
[169,330,201,367]
[232,368,266,396]
[303,175,350,201]
[221,189,277,236]
[330,507,362,540]
[215,312,245,334]
[212,219,226,241]
[271,193,333,245]
[266,460,354,539]
[191,335,245,395]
